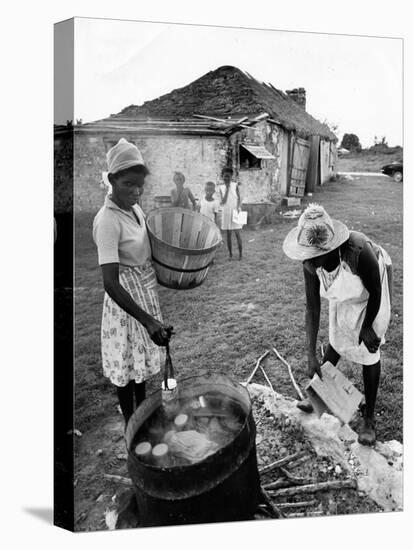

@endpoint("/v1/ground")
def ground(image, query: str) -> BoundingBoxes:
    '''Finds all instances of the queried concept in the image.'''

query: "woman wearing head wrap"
[283,204,392,445]
[93,139,173,426]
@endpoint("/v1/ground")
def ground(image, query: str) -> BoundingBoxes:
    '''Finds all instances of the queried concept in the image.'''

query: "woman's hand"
[146,318,174,346]
[359,325,381,353]
[307,355,322,379]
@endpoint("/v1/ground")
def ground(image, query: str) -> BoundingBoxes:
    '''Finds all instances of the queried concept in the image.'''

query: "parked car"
[381,161,403,182]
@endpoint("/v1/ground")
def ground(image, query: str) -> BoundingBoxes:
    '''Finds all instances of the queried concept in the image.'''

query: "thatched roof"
[113,65,336,140]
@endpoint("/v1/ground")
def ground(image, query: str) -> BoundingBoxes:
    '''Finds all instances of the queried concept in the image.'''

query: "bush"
[340,133,362,152]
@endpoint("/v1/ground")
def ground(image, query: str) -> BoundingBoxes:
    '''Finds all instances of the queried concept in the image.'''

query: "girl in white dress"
[219,167,243,260]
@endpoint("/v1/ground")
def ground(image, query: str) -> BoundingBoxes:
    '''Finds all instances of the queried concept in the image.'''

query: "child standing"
[219,167,243,260]
[170,171,197,210]
[200,181,220,224]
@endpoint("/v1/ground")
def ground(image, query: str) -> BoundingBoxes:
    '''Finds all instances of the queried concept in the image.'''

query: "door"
[305,135,320,193]
[319,139,330,185]
[289,136,311,197]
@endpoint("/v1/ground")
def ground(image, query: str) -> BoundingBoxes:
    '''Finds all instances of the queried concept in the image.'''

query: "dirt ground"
[73,173,402,531]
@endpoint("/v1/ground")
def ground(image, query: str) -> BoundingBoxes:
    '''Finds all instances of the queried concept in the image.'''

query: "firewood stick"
[272,347,305,401]
[259,364,274,390]
[279,467,312,485]
[259,450,306,475]
[260,487,285,519]
[246,351,270,385]
[273,500,318,509]
[288,454,312,469]
[262,478,290,490]
[267,479,357,497]
[287,510,324,518]
[104,474,133,486]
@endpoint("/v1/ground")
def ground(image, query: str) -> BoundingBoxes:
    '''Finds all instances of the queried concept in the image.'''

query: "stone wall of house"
[68,132,230,214]
[54,131,74,214]
[73,135,108,213]
[133,134,228,212]
[229,120,283,204]
[55,123,288,216]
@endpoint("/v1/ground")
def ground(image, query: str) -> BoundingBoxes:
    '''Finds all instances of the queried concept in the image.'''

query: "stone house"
[54,65,337,216]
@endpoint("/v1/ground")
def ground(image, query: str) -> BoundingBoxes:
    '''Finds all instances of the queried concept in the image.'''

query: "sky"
[71,17,403,148]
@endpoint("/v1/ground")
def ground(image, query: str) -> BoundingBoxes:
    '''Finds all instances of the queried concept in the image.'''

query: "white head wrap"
[106,138,145,174]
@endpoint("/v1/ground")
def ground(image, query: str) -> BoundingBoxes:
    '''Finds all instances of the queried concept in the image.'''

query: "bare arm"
[221,186,229,205]
[303,262,322,378]
[357,243,382,352]
[101,263,172,346]
[236,184,241,211]
[188,189,197,209]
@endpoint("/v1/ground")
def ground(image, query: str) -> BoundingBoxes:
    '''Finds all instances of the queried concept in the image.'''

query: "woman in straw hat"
[283,204,392,445]
[93,138,173,426]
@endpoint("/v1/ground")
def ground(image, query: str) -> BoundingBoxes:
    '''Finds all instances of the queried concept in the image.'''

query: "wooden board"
[305,135,320,193]
[289,137,310,197]
[279,129,290,195]
[306,362,363,424]
[319,139,331,185]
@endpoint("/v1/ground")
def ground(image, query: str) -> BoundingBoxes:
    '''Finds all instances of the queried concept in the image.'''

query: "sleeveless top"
[340,231,386,274]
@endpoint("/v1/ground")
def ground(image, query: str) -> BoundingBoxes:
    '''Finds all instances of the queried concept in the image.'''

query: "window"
[239,144,275,170]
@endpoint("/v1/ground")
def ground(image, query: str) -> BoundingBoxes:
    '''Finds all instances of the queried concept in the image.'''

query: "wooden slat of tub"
[187,215,204,249]
[180,212,194,249]
[196,222,210,248]
[152,213,162,240]
[204,226,219,248]
[162,211,174,244]
[171,211,183,247]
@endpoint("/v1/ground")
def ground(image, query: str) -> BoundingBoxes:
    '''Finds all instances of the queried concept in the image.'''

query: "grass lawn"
[72,174,402,530]
[74,174,403,445]
[337,148,403,173]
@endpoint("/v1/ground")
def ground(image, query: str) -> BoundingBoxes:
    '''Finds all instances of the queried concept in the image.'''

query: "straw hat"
[283,204,349,261]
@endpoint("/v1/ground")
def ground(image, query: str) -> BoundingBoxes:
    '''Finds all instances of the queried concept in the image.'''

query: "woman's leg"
[116,381,135,424]
[235,229,243,260]
[358,361,380,445]
[226,230,233,258]
[322,344,341,366]
[134,381,146,409]
[363,361,381,420]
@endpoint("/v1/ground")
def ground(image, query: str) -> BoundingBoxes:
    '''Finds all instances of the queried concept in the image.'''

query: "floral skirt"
[101,261,164,387]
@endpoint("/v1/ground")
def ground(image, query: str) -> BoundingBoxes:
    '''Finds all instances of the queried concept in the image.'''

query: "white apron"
[317,247,391,365]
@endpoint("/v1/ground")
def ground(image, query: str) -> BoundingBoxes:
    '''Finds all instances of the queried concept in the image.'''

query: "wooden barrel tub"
[125,374,261,527]
[146,207,222,290]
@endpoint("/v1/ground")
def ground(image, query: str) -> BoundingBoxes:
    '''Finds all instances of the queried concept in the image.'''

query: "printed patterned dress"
[93,197,165,387]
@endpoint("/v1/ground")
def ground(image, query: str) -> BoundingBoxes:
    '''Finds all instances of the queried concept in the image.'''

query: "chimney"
[286,87,306,110]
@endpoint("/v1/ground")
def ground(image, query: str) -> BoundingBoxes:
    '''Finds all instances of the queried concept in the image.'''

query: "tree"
[340,133,362,152]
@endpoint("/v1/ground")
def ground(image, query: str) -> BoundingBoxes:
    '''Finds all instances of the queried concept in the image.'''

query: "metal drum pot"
[125,373,260,527]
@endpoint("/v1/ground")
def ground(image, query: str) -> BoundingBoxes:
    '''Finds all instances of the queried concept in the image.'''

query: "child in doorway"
[219,167,243,260]
[200,181,220,224]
